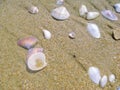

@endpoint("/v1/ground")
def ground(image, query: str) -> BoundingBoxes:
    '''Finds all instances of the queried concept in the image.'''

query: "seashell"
[43,29,51,39]
[79,5,88,17]
[86,12,100,20]
[114,3,120,13]
[88,66,101,84]
[17,36,38,49]
[51,6,70,20]
[27,48,44,59]
[69,32,76,39]
[109,74,116,83]
[117,86,120,90]
[101,10,118,21]
[56,0,64,5]
[99,75,108,88]
[87,23,101,38]
[27,52,47,71]
[28,6,39,14]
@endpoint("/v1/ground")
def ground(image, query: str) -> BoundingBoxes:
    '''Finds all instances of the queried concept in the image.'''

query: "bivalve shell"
[51,6,70,20]
[79,5,88,17]
[43,29,52,39]
[109,74,116,83]
[28,6,39,14]
[87,12,100,20]
[99,75,108,88]
[88,66,101,84]
[87,23,101,38]
[114,3,120,13]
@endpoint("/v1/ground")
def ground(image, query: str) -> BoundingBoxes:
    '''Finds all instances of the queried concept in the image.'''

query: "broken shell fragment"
[17,36,38,49]
[99,75,108,88]
[43,29,51,39]
[51,6,70,20]
[109,74,116,83]
[69,32,76,39]
[79,5,88,17]
[86,12,100,20]
[56,0,64,5]
[87,23,101,38]
[101,10,118,21]
[88,66,101,84]
[28,6,39,14]
[114,3,120,13]
[27,52,47,71]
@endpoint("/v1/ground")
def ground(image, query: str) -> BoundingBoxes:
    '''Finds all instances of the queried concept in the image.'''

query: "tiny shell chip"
[27,52,47,71]
[17,36,38,49]
[88,66,101,84]
[43,29,52,39]
[99,75,108,88]
[69,32,76,39]
[86,12,100,20]
[114,3,120,13]
[101,10,118,21]
[51,6,70,20]
[79,5,88,17]
[109,74,116,83]
[87,23,101,38]
[56,0,64,5]
[28,6,39,14]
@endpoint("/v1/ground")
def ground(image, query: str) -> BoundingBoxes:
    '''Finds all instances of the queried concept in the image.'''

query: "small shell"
[101,10,118,21]
[56,0,64,5]
[114,3,120,13]
[86,12,100,20]
[69,32,76,39]
[79,5,88,17]
[99,75,108,88]
[28,6,39,14]
[51,6,70,20]
[27,52,47,71]
[87,23,101,38]
[43,29,51,39]
[17,36,38,49]
[117,86,120,90]
[109,74,116,83]
[88,66,101,84]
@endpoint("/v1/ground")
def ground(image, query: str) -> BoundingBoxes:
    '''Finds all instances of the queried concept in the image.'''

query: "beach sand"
[0,0,120,90]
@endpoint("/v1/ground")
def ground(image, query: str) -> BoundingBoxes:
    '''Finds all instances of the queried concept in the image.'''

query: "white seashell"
[117,86,120,90]
[87,23,101,38]
[87,12,100,20]
[88,66,101,84]
[69,32,76,39]
[51,6,70,20]
[101,10,118,21]
[79,5,88,17]
[109,74,116,83]
[114,3,120,13]
[28,6,39,14]
[99,75,108,88]
[56,0,64,5]
[27,52,47,71]
[43,29,51,39]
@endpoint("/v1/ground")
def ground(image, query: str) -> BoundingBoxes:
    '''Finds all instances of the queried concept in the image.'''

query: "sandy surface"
[0,0,120,90]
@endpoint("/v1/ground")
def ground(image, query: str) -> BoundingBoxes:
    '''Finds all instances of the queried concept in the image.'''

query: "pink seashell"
[17,36,38,49]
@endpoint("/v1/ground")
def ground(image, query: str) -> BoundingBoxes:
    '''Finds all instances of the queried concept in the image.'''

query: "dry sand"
[0,0,120,90]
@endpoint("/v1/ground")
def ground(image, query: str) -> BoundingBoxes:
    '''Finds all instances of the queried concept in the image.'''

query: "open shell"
[99,75,108,88]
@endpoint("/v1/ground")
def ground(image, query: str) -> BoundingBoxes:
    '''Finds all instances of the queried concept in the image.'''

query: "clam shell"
[87,23,101,38]
[99,75,108,88]
[109,74,116,83]
[87,12,100,20]
[79,5,88,17]
[28,6,39,14]
[43,29,51,39]
[17,36,38,49]
[101,10,118,21]
[88,66,101,84]
[51,6,70,20]
[69,32,76,39]
[27,52,47,71]
[56,0,64,5]
[114,3,120,13]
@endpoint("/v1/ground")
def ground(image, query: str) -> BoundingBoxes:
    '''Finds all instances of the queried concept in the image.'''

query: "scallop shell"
[43,29,51,39]
[87,12,100,20]
[56,0,64,5]
[87,23,101,38]
[27,52,47,71]
[79,5,88,17]
[114,3,120,13]
[17,36,38,49]
[99,75,108,88]
[51,6,70,20]
[69,32,76,39]
[88,66,101,84]
[101,10,118,21]
[28,6,39,14]
[109,74,116,83]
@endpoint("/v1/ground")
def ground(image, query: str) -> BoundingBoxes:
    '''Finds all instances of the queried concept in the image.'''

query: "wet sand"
[0,0,120,90]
